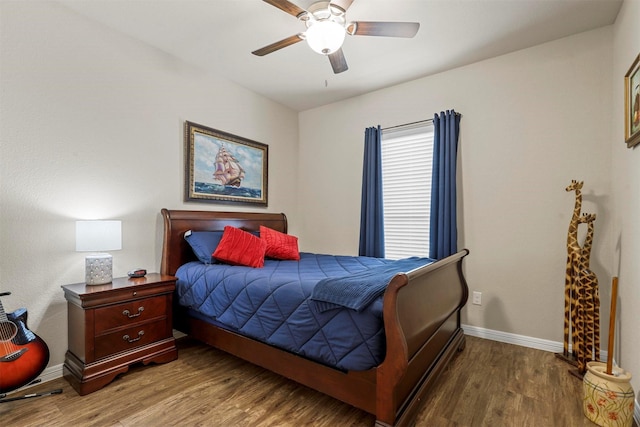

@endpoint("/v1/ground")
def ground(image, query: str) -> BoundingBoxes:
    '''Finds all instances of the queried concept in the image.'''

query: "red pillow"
[260,225,300,261]
[213,226,266,268]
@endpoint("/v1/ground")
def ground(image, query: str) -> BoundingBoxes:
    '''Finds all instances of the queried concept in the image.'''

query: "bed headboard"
[160,208,288,276]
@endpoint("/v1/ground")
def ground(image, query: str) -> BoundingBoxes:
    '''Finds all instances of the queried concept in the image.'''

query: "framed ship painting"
[185,121,268,206]
[625,53,640,148]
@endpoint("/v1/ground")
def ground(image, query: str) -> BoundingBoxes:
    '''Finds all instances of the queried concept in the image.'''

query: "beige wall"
[0,1,299,367]
[611,0,640,397]
[299,28,614,344]
[298,3,639,398]
[1,0,638,402]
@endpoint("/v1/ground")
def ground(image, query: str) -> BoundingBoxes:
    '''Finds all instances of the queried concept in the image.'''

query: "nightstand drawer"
[94,295,168,334]
[94,319,168,359]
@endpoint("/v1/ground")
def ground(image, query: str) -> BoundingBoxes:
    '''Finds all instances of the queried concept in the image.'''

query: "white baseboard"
[2,363,65,396]
[15,326,640,426]
[35,363,64,386]
[462,324,610,359]
[463,324,573,354]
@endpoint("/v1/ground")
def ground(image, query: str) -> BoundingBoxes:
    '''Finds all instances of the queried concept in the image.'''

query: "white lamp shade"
[305,20,345,55]
[76,220,122,252]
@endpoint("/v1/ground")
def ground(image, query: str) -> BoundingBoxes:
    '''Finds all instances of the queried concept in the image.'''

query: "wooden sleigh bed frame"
[160,208,470,427]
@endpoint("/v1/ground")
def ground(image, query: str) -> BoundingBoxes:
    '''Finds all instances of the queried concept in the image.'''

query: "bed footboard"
[376,249,470,426]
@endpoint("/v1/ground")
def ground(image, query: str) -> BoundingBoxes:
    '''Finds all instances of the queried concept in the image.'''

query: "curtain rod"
[381,112,462,131]
[382,118,432,131]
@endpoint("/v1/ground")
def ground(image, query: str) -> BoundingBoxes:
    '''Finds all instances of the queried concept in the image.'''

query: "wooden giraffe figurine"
[563,180,584,359]
[575,213,600,374]
[570,214,590,361]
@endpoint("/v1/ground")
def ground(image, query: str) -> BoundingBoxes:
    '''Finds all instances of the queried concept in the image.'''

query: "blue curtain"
[429,110,461,259]
[359,126,385,257]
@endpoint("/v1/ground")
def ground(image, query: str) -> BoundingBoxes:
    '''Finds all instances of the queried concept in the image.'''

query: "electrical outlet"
[472,291,482,305]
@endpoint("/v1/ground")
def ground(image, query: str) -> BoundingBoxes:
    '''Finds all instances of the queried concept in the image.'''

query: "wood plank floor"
[1,336,636,426]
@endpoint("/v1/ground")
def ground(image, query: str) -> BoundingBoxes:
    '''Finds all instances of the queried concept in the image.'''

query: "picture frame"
[184,121,268,206]
[624,53,640,148]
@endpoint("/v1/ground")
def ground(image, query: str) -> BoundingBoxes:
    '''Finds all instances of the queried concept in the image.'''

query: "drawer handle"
[123,331,144,343]
[122,307,144,318]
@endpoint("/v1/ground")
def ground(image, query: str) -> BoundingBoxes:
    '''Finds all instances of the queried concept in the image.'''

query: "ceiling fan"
[252,0,420,74]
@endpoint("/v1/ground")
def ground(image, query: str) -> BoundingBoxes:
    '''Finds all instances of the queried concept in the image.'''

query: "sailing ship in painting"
[193,142,261,200]
[188,121,266,204]
[212,145,245,187]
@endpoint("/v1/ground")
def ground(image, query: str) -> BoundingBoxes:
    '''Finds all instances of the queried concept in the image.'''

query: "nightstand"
[62,273,178,395]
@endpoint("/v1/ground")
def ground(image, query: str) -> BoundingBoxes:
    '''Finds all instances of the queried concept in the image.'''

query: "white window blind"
[381,122,434,260]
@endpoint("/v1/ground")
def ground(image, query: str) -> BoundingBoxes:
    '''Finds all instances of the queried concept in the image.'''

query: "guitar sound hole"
[0,321,18,342]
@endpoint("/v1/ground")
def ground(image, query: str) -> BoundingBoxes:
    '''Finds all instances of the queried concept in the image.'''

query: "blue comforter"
[176,252,433,371]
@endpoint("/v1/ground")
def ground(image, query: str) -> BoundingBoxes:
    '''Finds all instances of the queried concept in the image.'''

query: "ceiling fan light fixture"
[305,20,345,55]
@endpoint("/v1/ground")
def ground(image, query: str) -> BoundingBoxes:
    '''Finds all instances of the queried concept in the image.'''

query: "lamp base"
[85,254,113,285]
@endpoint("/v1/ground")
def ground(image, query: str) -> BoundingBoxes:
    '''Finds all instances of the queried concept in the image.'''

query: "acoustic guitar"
[0,292,50,394]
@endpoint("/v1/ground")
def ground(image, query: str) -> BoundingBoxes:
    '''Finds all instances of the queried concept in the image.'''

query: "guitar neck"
[0,299,9,323]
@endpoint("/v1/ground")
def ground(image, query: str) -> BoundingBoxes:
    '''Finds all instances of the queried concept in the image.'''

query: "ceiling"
[58,0,622,112]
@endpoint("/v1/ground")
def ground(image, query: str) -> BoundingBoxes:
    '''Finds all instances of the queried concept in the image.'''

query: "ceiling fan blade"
[348,21,420,38]
[252,34,304,56]
[330,0,355,12]
[262,0,307,18]
[328,49,348,74]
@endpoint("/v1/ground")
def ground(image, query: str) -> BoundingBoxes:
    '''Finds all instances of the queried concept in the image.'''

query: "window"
[381,122,434,260]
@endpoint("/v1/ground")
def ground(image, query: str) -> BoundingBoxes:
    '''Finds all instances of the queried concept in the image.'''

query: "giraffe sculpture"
[575,213,600,374]
[563,180,584,359]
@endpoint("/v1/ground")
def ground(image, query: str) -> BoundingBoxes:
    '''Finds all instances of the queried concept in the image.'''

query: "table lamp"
[76,220,122,285]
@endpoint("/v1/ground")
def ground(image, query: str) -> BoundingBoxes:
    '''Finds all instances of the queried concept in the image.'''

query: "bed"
[160,208,470,427]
